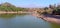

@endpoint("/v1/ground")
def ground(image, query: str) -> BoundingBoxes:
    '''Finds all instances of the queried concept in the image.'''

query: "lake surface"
[0,14,60,28]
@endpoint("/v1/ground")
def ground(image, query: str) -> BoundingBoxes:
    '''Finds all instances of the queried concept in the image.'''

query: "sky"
[0,0,60,8]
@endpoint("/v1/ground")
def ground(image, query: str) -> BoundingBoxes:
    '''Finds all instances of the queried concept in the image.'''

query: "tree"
[49,4,56,9]
[0,2,27,11]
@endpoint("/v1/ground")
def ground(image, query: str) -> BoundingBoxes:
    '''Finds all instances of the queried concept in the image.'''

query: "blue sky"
[0,0,60,8]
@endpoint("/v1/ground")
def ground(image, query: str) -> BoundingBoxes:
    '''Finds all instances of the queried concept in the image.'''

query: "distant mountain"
[0,2,15,7]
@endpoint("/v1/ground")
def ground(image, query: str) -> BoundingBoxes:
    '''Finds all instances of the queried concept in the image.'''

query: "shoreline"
[32,13,60,24]
[0,11,32,14]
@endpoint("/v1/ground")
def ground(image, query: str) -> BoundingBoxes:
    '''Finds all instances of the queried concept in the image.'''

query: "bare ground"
[32,13,60,24]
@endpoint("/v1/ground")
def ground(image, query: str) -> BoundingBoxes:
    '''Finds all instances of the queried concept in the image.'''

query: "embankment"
[0,11,32,14]
[32,13,60,24]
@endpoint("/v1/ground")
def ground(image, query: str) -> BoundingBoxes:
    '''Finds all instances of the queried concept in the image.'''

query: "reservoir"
[0,14,60,28]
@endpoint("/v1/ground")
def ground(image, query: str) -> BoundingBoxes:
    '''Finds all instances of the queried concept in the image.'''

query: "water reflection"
[0,14,60,28]
[50,23,60,28]
[0,14,27,19]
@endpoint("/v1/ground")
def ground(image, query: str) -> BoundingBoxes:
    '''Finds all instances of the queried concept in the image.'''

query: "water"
[0,14,60,28]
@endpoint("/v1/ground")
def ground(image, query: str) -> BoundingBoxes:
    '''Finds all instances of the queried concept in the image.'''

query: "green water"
[0,14,60,28]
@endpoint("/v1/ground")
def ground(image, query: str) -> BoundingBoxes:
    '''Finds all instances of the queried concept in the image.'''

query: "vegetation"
[37,4,60,15]
[0,2,27,12]
[0,2,60,15]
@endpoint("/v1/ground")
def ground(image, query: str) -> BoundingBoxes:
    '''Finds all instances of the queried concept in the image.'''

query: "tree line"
[0,2,27,12]
[37,4,60,15]
[0,2,60,15]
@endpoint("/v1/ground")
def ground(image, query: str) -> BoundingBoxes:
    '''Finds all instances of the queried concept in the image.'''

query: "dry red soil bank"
[32,13,60,24]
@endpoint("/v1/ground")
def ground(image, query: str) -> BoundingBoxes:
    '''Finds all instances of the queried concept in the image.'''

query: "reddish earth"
[32,13,60,24]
